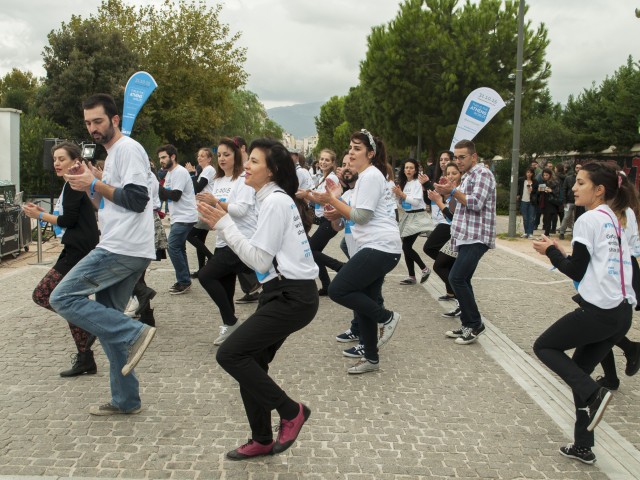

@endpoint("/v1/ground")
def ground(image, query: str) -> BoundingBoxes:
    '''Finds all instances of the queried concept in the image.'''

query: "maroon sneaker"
[272,403,311,454]
[226,439,274,460]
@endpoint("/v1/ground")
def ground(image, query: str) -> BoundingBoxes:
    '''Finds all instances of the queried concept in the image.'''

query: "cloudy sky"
[1,0,638,109]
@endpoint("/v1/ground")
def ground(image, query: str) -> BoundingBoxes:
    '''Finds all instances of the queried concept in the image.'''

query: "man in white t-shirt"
[50,93,156,416]
[157,144,198,294]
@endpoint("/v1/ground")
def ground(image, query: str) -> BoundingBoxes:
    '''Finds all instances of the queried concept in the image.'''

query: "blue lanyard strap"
[597,208,626,297]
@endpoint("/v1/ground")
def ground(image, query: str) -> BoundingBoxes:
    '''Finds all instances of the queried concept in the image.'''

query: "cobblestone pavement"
[1,218,638,479]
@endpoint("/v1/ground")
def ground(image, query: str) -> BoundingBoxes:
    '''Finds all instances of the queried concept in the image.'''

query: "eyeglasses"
[453,154,470,161]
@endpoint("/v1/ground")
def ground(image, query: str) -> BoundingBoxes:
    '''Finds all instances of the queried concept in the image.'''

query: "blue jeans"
[329,248,400,362]
[50,248,151,412]
[168,222,195,285]
[448,243,488,330]
[520,201,536,235]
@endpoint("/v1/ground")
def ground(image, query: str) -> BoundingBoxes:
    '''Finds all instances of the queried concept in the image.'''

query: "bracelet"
[39,212,44,220]
[451,187,457,195]
[90,178,98,195]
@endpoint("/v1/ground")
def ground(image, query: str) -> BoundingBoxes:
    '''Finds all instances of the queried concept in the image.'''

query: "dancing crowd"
[22,93,640,464]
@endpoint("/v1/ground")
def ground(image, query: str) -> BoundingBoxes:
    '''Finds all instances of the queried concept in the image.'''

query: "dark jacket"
[563,174,576,204]
[538,178,561,209]
[517,176,539,204]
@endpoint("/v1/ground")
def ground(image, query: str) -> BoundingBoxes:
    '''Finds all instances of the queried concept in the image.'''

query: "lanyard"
[597,208,626,297]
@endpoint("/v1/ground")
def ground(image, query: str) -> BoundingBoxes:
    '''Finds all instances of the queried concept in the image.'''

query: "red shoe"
[273,403,311,454]
[226,439,274,460]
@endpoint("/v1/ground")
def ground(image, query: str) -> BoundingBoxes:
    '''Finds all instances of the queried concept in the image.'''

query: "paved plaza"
[1,217,640,479]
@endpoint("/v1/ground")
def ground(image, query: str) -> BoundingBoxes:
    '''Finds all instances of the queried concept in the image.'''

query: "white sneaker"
[378,312,400,349]
[124,297,140,318]
[347,358,380,374]
[214,322,240,345]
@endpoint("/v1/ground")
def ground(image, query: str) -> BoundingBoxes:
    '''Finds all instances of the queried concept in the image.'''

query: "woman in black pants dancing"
[198,139,319,460]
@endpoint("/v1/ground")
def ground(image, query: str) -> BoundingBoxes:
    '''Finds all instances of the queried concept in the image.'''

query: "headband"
[361,129,377,155]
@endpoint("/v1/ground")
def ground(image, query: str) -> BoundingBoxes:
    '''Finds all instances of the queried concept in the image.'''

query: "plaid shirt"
[451,164,496,250]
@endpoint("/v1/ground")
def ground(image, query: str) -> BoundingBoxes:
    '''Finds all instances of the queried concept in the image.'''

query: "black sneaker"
[445,327,464,338]
[624,342,640,376]
[235,292,260,304]
[559,444,596,465]
[441,306,461,318]
[336,329,359,343]
[190,270,200,279]
[169,282,191,295]
[318,288,329,296]
[586,387,612,431]
[342,344,365,358]
[454,324,486,345]
[438,294,456,301]
[595,375,619,391]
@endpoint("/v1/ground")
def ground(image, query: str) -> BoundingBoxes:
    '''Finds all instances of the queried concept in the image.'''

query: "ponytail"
[350,129,389,177]
[581,162,639,226]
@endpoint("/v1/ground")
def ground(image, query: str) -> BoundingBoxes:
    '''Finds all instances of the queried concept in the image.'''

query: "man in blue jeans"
[157,144,198,294]
[434,139,496,345]
[51,93,157,415]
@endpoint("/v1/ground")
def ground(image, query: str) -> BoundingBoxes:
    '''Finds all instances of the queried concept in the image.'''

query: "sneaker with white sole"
[454,324,486,345]
[586,387,612,431]
[89,402,142,416]
[559,443,596,464]
[441,306,461,318]
[214,322,240,345]
[124,297,140,318]
[399,277,416,285]
[336,329,359,343]
[445,327,464,338]
[378,312,400,348]
[121,324,156,376]
[343,344,365,358]
[420,267,431,284]
[347,358,379,374]
[169,282,191,295]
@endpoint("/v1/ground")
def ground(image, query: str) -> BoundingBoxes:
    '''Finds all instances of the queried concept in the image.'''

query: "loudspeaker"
[42,138,57,171]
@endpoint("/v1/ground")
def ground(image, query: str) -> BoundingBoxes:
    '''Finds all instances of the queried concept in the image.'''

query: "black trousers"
[186,226,212,270]
[197,246,253,325]
[433,252,456,296]
[423,223,451,260]
[533,298,632,447]
[216,279,319,443]
[402,233,426,276]
[309,217,340,289]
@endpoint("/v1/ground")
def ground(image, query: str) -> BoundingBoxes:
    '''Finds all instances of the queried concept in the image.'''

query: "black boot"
[60,351,97,377]
[134,286,157,316]
[139,308,156,327]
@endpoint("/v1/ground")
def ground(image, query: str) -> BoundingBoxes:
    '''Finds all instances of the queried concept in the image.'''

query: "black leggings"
[309,217,340,289]
[187,226,212,270]
[433,253,456,296]
[402,233,425,277]
[423,223,451,260]
[216,279,319,443]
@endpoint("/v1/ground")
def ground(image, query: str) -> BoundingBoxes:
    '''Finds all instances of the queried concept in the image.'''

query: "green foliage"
[37,16,138,141]
[520,115,576,156]
[0,69,41,114]
[218,90,284,142]
[314,96,347,155]
[356,0,550,155]
[20,114,67,197]
[562,56,640,152]
[96,0,247,152]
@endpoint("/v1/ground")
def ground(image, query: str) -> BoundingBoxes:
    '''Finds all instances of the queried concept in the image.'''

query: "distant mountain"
[267,101,323,138]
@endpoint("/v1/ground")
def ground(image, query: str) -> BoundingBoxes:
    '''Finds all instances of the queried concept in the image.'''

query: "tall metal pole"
[508,0,525,237]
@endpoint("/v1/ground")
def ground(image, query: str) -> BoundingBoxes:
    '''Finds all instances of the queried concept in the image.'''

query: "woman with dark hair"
[186,147,216,276]
[532,161,637,465]
[297,148,343,294]
[310,129,401,374]
[517,167,539,238]
[196,138,257,345]
[392,158,431,285]
[419,150,453,195]
[23,142,100,377]
[538,167,561,237]
[198,138,319,460]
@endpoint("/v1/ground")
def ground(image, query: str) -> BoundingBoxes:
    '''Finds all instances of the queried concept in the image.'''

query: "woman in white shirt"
[532,162,637,465]
[310,130,402,375]
[198,139,319,460]
[392,159,432,285]
[186,148,217,275]
[195,138,257,346]
[298,148,343,294]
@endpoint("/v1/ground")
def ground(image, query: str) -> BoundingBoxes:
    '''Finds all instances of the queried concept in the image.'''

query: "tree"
[218,90,284,141]
[357,0,550,156]
[314,96,346,155]
[520,115,575,156]
[37,16,138,141]
[0,69,41,114]
[96,0,247,151]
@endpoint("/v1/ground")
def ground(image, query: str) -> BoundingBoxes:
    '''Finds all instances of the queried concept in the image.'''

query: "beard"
[92,120,116,145]
[343,170,358,183]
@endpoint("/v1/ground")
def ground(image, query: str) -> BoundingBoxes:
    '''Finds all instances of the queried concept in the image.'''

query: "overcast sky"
[0,0,638,109]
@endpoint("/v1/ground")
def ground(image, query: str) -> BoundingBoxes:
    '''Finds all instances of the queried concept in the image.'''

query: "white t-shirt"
[312,171,340,218]
[400,179,426,211]
[149,172,161,210]
[572,205,637,309]
[164,165,198,224]
[53,185,67,238]
[386,180,398,211]
[199,165,217,194]
[215,175,257,248]
[341,188,356,257]
[296,164,314,191]
[98,135,155,259]
[351,166,402,254]
[250,184,319,282]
